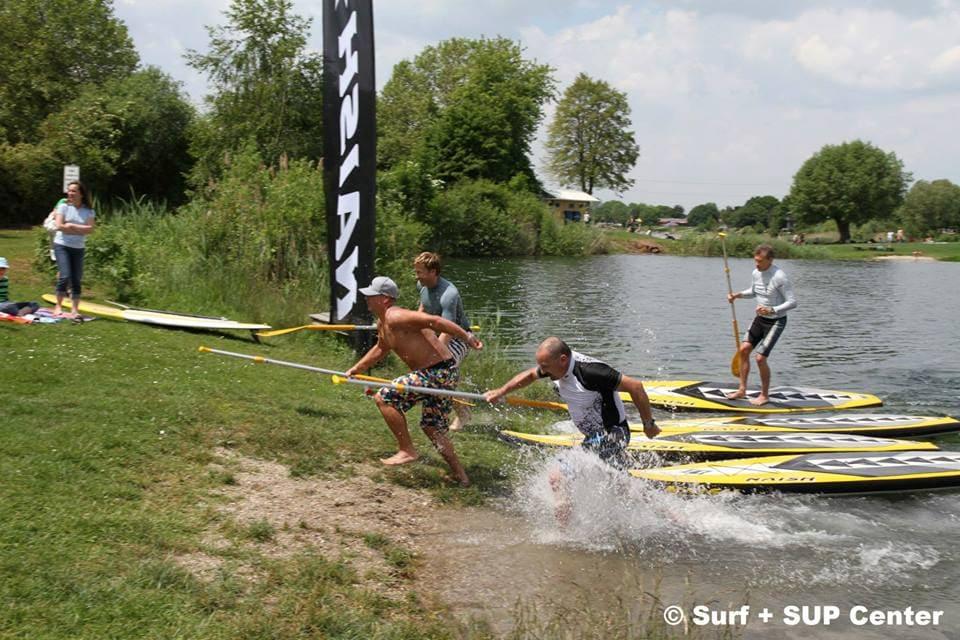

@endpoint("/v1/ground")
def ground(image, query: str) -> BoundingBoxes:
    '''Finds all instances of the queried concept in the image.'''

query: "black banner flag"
[323,0,376,324]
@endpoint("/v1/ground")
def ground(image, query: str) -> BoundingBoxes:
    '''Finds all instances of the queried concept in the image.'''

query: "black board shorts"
[581,423,631,469]
[746,315,787,356]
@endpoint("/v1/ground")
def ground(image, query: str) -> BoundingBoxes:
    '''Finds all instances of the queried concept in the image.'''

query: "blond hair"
[413,251,442,273]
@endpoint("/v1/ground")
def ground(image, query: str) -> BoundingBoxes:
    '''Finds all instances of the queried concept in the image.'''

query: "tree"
[898,179,960,238]
[1,67,195,224]
[545,73,639,194]
[594,200,630,224]
[98,68,195,205]
[0,0,138,145]
[40,69,195,201]
[186,0,324,186]
[378,37,555,186]
[726,195,780,231]
[788,140,911,243]
[630,203,662,227]
[687,202,720,228]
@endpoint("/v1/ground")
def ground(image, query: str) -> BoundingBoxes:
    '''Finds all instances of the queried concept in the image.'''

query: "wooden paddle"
[257,323,481,338]
[718,232,742,377]
[198,346,564,410]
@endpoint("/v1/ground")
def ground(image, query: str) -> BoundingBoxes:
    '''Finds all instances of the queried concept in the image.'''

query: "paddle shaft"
[257,323,481,338]
[719,234,742,349]
[333,376,566,410]
[198,346,564,411]
[719,233,744,377]
[198,346,385,384]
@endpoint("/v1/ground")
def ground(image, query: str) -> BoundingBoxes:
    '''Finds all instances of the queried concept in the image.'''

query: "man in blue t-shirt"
[485,337,660,522]
[414,252,474,430]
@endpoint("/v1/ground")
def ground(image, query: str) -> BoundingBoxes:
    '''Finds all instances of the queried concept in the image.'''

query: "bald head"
[538,337,571,359]
[535,337,572,380]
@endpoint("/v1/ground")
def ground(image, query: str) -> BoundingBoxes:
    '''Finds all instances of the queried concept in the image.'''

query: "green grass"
[600,227,960,261]
[1,228,560,639]
[803,240,960,261]
[3,227,737,639]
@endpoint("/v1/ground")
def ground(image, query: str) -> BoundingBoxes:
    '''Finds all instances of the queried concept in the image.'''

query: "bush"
[57,147,330,325]
[427,179,544,256]
[671,232,797,259]
[537,209,610,256]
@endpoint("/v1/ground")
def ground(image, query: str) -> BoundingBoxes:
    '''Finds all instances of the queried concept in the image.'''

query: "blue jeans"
[54,244,85,297]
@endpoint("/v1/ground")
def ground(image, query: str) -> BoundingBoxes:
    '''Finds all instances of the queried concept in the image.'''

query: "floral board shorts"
[376,359,460,433]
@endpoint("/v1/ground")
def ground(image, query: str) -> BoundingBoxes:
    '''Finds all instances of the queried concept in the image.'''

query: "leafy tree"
[629,203,662,227]
[726,195,780,231]
[898,179,960,238]
[98,68,195,205]
[1,68,194,224]
[186,0,324,186]
[687,202,720,229]
[45,68,194,205]
[0,142,60,225]
[594,200,630,224]
[0,0,138,144]
[788,140,911,243]
[378,37,554,185]
[545,73,639,194]
[425,179,548,256]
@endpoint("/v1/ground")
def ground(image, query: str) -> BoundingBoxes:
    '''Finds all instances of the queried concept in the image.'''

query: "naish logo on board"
[332,3,362,319]
[745,476,816,483]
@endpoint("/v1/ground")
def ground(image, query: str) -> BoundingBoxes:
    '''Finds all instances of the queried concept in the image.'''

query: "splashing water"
[503,449,951,591]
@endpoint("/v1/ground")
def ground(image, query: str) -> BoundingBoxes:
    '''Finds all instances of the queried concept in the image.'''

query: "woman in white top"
[52,181,96,318]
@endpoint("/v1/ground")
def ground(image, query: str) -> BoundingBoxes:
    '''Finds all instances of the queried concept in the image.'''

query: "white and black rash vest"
[539,351,627,439]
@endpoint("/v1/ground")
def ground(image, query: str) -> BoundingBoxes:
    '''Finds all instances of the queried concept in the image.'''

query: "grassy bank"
[603,227,960,261]
[2,228,554,638]
[4,227,740,639]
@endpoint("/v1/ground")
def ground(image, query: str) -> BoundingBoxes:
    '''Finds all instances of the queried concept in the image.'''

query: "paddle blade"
[730,351,741,377]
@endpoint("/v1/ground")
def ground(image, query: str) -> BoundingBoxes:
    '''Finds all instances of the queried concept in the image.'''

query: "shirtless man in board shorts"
[345,276,483,486]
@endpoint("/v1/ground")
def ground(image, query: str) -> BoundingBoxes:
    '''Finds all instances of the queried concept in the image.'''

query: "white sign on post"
[62,165,80,193]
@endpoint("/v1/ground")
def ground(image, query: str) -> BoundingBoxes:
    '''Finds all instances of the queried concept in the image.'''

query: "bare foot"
[53,306,63,316]
[749,395,769,406]
[726,389,747,400]
[380,451,419,466]
[449,474,471,487]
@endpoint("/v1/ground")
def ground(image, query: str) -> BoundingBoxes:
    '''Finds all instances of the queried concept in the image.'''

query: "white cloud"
[108,0,960,209]
[931,45,960,74]
[743,8,960,91]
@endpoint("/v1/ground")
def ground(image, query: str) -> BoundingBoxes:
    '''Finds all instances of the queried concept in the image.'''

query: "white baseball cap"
[359,276,398,298]
[0,257,8,269]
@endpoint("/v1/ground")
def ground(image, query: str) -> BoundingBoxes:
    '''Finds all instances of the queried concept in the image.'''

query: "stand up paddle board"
[649,414,960,438]
[630,451,960,495]
[42,295,270,331]
[627,380,882,413]
[500,429,937,459]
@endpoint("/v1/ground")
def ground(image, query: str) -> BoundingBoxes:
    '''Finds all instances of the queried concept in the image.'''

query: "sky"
[114,0,960,211]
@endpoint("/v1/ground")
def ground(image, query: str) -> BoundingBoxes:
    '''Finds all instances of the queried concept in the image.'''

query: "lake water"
[423,254,960,639]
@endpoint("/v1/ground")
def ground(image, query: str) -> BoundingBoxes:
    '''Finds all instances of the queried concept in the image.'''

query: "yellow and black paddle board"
[647,414,960,438]
[42,295,270,331]
[499,429,936,459]
[627,380,882,413]
[630,451,960,495]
